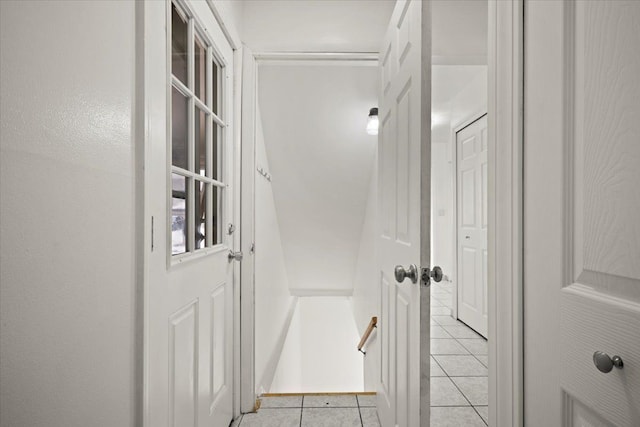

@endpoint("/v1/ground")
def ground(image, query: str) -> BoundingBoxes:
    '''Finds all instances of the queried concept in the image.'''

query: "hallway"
[232,281,488,427]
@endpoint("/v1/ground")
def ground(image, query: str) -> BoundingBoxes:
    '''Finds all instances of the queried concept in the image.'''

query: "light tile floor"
[429,280,488,427]
[231,395,379,427]
[231,281,488,426]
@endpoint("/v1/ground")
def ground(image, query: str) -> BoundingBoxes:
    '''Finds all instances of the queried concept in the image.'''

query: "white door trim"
[450,111,488,323]
[488,0,524,426]
[237,52,378,413]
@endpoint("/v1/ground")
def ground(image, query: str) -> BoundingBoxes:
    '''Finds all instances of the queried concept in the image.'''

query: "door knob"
[395,264,418,284]
[429,266,443,283]
[228,251,243,262]
[593,351,623,373]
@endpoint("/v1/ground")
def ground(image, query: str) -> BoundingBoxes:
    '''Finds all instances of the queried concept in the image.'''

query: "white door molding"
[488,1,524,426]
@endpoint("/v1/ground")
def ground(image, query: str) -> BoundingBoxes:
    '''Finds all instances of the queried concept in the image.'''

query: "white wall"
[254,106,297,394]
[270,297,364,393]
[431,66,488,286]
[0,1,137,426]
[350,153,379,391]
[258,64,378,295]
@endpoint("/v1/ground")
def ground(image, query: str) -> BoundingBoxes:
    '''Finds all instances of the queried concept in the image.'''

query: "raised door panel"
[170,301,199,427]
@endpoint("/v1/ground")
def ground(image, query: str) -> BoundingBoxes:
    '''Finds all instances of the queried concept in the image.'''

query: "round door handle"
[430,266,443,283]
[395,264,418,284]
[593,351,623,373]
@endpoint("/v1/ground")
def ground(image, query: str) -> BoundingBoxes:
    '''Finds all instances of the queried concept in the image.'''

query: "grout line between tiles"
[356,395,364,426]
[472,405,489,426]
[300,395,304,427]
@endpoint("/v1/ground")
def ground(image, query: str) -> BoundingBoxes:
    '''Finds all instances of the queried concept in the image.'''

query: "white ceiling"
[239,0,487,63]
[258,64,378,292]
[241,0,395,53]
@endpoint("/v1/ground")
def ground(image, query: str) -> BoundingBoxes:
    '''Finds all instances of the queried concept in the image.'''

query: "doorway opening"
[429,0,489,424]
[251,60,378,397]
[238,0,493,425]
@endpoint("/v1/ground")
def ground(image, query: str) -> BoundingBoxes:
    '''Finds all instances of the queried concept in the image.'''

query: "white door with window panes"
[144,1,235,427]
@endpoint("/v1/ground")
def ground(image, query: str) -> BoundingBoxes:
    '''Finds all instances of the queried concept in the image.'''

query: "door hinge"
[420,267,431,287]
[227,223,235,235]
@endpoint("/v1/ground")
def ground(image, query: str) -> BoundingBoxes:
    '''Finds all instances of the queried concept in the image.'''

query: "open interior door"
[376,1,435,426]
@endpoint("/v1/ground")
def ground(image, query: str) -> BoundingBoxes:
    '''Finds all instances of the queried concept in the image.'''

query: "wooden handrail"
[357,316,378,355]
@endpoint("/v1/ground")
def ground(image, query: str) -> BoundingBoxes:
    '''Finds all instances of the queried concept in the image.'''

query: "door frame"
[238,51,379,413]
[487,0,524,426]
[235,1,525,426]
[138,0,243,424]
[450,111,488,324]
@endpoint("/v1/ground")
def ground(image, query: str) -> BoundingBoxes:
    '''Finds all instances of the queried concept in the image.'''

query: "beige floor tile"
[442,325,483,339]
[304,394,358,408]
[430,377,469,407]
[430,407,486,427]
[451,377,488,405]
[301,408,361,426]
[475,406,489,424]
[360,407,381,427]
[259,395,303,408]
[241,408,301,427]
[431,325,452,339]
[431,339,470,355]
[357,394,376,407]
[433,355,488,377]
[458,339,488,355]
[431,356,447,377]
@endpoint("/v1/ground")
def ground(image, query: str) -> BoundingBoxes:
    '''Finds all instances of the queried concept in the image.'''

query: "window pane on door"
[195,180,207,250]
[195,107,207,176]
[171,174,189,255]
[211,59,219,115]
[212,185,222,245]
[194,36,206,102]
[172,87,188,170]
[171,4,188,85]
[211,124,220,180]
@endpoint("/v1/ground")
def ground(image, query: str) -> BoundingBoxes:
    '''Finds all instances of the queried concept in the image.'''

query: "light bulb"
[367,107,379,135]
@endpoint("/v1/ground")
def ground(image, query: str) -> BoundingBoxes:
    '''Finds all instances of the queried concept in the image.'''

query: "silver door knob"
[395,264,418,284]
[593,351,623,373]
[430,266,443,283]
[228,251,243,262]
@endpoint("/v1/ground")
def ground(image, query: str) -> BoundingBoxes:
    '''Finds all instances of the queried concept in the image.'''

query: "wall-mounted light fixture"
[366,107,379,135]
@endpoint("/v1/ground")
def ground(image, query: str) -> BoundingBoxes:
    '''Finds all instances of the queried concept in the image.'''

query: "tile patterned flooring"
[232,281,488,426]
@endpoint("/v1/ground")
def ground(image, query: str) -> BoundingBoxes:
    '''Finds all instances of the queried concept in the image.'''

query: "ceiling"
[241,0,395,53]
[258,64,378,292]
[239,0,487,63]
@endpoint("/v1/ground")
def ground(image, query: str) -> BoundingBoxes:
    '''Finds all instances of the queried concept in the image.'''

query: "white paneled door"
[145,1,235,427]
[376,0,433,426]
[525,1,640,426]
[456,115,488,338]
